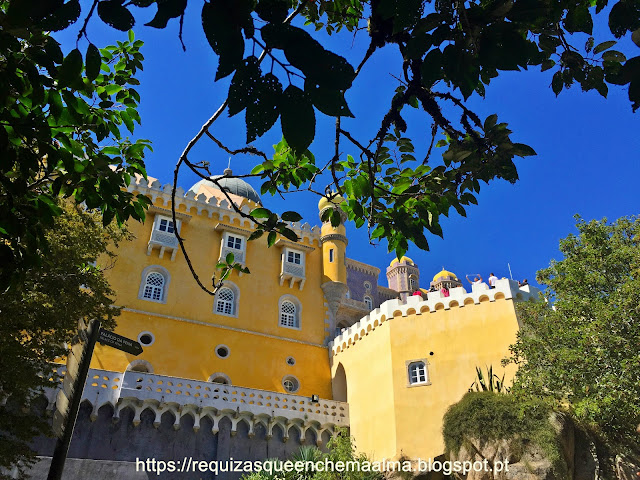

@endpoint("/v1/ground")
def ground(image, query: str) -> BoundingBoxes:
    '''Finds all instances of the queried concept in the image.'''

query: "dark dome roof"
[189,168,261,204]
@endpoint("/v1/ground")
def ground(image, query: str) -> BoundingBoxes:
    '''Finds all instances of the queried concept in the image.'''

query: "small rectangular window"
[227,235,242,250]
[329,249,334,262]
[157,218,175,233]
[287,251,301,264]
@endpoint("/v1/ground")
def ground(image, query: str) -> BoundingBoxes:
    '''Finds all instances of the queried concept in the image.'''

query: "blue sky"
[55,4,640,290]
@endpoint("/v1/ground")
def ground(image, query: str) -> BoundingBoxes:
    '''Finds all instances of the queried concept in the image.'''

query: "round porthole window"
[215,344,230,359]
[282,375,300,393]
[364,281,372,291]
[286,356,296,366]
[137,332,155,346]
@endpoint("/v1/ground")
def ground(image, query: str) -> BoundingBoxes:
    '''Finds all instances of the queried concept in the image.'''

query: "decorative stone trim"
[148,205,191,222]
[329,279,541,356]
[320,233,348,246]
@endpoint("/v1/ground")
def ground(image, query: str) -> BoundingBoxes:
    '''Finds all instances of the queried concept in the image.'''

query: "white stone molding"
[47,367,348,445]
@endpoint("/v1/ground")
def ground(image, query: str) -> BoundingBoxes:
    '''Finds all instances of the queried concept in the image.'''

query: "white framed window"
[407,360,430,386]
[409,276,417,291]
[156,216,175,234]
[278,295,301,329]
[364,295,373,311]
[287,250,302,264]
[213,282,239,317]
[220,232,247,264]
[138,266,170,303]
[282,375,300,393]
[216,288,235,315]
[226,234,243,250]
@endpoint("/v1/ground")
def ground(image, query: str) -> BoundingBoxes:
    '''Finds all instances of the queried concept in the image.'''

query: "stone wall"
[29,401,331,480]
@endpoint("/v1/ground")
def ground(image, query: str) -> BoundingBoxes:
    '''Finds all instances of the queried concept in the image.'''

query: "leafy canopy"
[0,202,129,480]
[0,3,151,290]
[4,0,639,294]
[506,215,640,449]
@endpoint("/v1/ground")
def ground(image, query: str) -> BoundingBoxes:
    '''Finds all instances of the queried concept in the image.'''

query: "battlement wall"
[330,278,540,356]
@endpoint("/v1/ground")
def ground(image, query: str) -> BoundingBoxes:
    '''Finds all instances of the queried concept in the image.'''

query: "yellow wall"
[332,298,520,460]
[93,197,333,398]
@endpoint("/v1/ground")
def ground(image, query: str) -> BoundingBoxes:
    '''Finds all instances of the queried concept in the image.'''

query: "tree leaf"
[267,231,277,247]
[593,40,617,54]
[305,80,354,118]
[281,211,303,222]
[250,207,271,218]
[38,0,81,31]
[202,0,247,80]
[280,85,315,153]
[145,0,187,29]
[247,72,282,142]
[86,43,102,81]
[58,48,83,87]
[97,0,135,31]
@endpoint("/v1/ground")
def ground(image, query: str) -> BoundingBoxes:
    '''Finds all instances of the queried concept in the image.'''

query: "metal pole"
[47,318,101,480]
[508,263,513,280]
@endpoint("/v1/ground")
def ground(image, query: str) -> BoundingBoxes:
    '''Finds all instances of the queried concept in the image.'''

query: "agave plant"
[468,365,511,393]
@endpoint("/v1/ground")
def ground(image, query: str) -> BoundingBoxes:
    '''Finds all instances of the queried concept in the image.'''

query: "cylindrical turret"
[318,195,348,284]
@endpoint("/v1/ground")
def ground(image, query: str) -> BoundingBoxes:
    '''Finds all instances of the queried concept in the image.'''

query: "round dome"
[433,268,458,282]
[389,256,414,267]
[318,194,345,212]
[189,168,261,204]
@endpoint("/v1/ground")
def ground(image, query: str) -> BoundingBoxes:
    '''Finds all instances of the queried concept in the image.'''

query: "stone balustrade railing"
[329,278,541,356]
[46,367,348,441]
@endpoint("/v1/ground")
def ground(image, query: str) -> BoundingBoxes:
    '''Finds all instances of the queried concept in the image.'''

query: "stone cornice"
[148,205,192,222]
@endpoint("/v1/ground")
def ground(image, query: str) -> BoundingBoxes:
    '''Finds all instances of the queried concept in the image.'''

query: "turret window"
[329,249,335,262]
[407,360,430,386]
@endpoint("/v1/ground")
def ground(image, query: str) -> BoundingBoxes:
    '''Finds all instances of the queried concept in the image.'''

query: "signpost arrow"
[98,329,143,356]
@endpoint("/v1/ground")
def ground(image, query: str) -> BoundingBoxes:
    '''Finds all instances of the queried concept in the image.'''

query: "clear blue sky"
[55,4,640,289]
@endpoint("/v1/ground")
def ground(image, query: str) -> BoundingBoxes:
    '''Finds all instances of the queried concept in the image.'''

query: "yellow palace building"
[69,168,540,463]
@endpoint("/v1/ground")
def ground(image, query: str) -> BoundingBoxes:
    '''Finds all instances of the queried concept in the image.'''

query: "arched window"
[280,301,297,327]
[408,361,429,385]
[126,360,154,374]
[215,287,235,315]
[143,272,164,301]
[364,295,373,311]
[138,266,171,303]
[213,282,239,317]
[278,295,301,329]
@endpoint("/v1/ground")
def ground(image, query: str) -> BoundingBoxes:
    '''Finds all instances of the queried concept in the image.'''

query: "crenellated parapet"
[46,367,348,446]
[127,175,322,246]
[329,278,541,356]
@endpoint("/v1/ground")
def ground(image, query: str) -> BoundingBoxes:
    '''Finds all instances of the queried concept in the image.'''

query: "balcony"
[147,229,180,261]
[280,260,305,289]
[46,367,349,439]
[220,245,245,264]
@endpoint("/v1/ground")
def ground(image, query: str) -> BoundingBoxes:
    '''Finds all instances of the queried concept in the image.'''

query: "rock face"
[447,414,639,480]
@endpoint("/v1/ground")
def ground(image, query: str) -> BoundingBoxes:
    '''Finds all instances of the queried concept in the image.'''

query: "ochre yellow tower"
[318,195,349,342]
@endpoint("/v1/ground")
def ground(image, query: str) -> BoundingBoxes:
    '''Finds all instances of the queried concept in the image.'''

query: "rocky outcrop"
[447,414,639,480]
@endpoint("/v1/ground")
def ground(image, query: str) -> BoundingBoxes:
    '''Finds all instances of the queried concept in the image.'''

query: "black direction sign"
[98,329,143,356]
